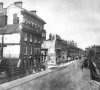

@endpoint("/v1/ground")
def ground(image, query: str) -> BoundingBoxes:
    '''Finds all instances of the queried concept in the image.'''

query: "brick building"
[41,34,67,65]
[0,1,46,74]
[41,33,83,66]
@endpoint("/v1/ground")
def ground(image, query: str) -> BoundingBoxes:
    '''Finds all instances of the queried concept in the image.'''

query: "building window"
[13,13,19,24]
[24,32,27,41]
[38,37,41,44]
[30,46,32,54]
[34,36,37,43]
[24,43,27,55]
[30,34,32,42]
[34,47,38,54]
[29,44,32,55]
[33,47,40,54]
[38,47,41,54]
[42,32,46,38]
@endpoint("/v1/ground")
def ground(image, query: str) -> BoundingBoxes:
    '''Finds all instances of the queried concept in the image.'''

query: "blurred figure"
[87,48,99,80]
[81,56,88,70]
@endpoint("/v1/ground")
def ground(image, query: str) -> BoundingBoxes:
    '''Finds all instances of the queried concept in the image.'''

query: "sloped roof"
[0,8,7,15]
[7,3,46,24]
[0,24,19,34]
[21,9,46,24]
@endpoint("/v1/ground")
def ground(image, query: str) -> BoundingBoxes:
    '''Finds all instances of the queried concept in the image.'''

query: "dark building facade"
[0,2,7,28]
[0,2,46,75]
[42,34,83,66]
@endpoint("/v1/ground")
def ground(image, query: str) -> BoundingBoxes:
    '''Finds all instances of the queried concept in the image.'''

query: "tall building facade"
[0,2,46,74]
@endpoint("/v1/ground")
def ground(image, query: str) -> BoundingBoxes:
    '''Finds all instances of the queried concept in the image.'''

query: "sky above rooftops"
[1,0,100,49]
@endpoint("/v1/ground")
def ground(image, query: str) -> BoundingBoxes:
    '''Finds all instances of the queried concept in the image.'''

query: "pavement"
[47,60,75,69]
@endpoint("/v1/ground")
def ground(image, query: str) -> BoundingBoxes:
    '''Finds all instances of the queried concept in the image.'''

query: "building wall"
[42,40,56,65]
[7,5,23,24]
[55,37,68,64]
[20,20,44,71]
[3,33,21,59]
[0,2,46,73]
[42,34,82,65]
[0,15,7,28]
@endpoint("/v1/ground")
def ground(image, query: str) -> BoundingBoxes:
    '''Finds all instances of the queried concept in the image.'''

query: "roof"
[0,8,7,15]
[21,9,46,24]
[7,3,46,24]
[0,24,19,34]
[92,45,100,48]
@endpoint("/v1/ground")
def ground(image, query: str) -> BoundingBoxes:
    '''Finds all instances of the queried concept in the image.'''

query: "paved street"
[43,60,100,90]
[1,60,100,90]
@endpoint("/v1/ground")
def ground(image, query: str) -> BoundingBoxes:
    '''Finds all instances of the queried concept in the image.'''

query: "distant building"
[85,45,100,57]
[0,2,46,73]
[41,33,83,66]
[42,34,67,65]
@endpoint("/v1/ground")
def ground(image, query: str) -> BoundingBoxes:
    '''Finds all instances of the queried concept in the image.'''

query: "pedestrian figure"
[81,56,88,70]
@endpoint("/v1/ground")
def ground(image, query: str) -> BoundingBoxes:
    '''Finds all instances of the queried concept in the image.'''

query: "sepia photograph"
[0,0,100,90]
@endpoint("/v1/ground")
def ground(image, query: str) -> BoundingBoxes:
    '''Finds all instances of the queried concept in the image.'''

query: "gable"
[7,4,23,24]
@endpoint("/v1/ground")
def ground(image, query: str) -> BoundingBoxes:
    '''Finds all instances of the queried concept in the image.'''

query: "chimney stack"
[0,2,3,9]
[30,10,37,14]
[14,1,23,8]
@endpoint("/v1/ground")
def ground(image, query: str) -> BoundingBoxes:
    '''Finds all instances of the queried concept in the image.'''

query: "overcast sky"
[1,0,100,49]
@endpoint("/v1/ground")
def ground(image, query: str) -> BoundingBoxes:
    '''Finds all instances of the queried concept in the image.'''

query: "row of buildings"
[41,34,83,65]
[0,1,83,75]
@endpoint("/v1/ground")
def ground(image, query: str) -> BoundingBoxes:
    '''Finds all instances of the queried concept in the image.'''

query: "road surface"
[0,60,100,90]
[42,60,100,90]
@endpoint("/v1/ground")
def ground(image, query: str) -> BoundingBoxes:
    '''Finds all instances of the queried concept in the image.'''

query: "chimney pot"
[14,1,23,8]
[0,2,3,9]
[30,10,37,14]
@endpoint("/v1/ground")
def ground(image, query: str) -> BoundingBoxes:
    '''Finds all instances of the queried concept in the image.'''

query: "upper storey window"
[24,32,27,41]
[13,13,19,24]
[42,32,46,38]
[30,34,32,42]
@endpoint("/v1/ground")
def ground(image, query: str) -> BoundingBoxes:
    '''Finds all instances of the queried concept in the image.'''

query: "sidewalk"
[47,60,75,69]
[0,60,76,90]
